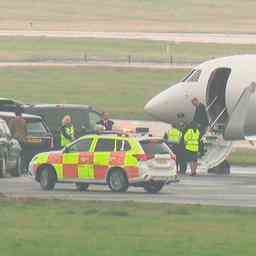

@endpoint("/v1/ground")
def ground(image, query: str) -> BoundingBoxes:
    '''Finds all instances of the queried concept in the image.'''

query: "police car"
[29,133,177,193]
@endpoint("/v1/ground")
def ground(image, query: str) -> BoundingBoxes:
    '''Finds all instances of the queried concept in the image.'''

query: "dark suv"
[0,98,24,112]
[24,104,101,147]
[0,112,53,167]
[0,118,22,177]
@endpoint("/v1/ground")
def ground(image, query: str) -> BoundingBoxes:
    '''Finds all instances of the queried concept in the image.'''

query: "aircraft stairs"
[197,133,233,174]
[197,82,256,174]
[197,97,233,174]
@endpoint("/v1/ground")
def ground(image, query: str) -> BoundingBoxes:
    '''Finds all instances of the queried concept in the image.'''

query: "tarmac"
[1,167,256,208]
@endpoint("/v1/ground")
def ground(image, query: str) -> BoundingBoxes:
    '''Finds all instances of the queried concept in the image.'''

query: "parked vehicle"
[0,98,24,112]
[0,112,53,168]
[24,104,102,147]
[0,118,22,177]
[29,133,178,193]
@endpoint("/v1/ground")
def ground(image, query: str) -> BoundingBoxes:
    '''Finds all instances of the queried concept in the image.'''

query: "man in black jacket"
[98,112,114,131]
[191,97,209,156]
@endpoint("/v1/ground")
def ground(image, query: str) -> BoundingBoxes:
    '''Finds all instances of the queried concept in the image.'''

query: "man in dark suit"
[191,97,209,156]
[98,112,114,131]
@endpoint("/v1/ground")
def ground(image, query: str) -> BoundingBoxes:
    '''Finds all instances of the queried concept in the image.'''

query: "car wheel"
[0,157,7,178]
[76,183,89,191]
[39,166,56,191]
[108,169,128,192]
[10,156,22,177]
[144,181,165,194]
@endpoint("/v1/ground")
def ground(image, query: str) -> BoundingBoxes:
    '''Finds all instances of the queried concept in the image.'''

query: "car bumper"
[129,169,179,184]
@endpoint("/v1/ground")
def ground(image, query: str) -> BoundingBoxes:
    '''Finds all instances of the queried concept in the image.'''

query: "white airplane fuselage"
[145,55,256,140]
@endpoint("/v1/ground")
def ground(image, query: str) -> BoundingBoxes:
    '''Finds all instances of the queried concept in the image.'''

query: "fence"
[0,53,213,66]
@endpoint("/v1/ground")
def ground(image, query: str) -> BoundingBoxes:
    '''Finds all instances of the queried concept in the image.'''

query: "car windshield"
[27,108,90,133]
[140,140,170,156]
[26,121,47,134]
[89,111,101,130]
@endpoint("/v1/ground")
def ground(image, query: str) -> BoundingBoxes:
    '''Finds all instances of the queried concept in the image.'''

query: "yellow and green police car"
[29,133,178,193]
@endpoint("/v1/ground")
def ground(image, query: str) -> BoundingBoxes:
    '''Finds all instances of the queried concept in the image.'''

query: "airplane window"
[182,69,202,83]
[181,70,195,82]
[187,70,202,82]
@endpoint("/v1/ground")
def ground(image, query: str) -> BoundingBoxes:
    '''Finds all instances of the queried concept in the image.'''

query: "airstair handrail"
[209,107,226,129]
[206,96,218,111]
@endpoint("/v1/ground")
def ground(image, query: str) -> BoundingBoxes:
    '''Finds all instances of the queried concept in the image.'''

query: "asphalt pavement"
[1,167,256,207]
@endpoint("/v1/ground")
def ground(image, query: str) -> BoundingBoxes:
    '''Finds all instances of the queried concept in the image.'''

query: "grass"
[2,0,256,33]
[1,198,256,256]
[228,149,256,166]
[1,37,256,62]
[0,66,187,119]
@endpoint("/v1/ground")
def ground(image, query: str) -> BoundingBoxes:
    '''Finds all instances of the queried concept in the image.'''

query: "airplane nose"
[144,95,163,118]
[145,83,192,123]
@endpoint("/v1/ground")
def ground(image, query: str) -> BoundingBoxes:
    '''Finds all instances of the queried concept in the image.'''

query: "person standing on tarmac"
[191,97,209,156]
[184,121,200,176]
[175,122,188,175]
[164,124,182,173]
[60,115,75,148]
[9,108,27,171]
[98,112,114,131]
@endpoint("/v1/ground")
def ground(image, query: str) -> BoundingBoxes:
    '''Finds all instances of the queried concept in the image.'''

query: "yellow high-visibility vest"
[167,128,182,144]
[184,128,200,152]
[61,125,75,147]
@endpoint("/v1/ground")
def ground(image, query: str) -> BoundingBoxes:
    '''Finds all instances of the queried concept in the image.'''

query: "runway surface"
[1,31,256,44]
[1,168,256,207]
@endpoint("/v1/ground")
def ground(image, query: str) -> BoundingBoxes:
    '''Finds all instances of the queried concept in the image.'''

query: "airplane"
[145,55,256,174]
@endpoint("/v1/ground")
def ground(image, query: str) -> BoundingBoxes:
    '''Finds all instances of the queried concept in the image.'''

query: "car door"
[63,138,94,180]
[93,138,115,181]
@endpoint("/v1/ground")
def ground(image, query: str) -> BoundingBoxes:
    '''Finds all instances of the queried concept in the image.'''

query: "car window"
[1,121,11,136]
[26,121,47,134]
[140,140,170,156]
[94,138,115,152]
[0,122,6,137]
[68,138,93,152]
[28,108,90,133]
[89,111,101,130]
[116,140,131,151]
[65,109,89,131]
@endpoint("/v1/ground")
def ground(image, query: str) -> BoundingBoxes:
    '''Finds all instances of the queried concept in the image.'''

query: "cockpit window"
[182,70,195,82]
[182,69,202,83]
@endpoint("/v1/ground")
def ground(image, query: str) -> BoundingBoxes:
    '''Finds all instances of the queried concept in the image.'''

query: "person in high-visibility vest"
[164,125,183,173]
[175,122,188,175]
[60,115,75,148]
[184,122,200,176]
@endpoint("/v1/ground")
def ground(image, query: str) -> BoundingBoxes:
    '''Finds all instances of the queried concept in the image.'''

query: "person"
[164,124,182,173]
[184,121,200,176]
[9,108,27,143]
[191,97,209,156]
[9,107,27,171]
[98,112,114,131]
[60,115,75,148]
[175,122,188,175]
